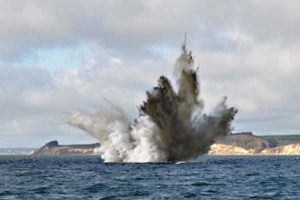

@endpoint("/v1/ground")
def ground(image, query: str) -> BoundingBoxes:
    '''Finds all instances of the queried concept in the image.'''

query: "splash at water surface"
[67,43,237,162]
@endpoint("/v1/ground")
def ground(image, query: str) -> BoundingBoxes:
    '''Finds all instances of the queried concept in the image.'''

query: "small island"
[30,140,100,155]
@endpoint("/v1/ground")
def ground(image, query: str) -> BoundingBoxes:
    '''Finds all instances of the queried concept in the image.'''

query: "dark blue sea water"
[0,155,299,199]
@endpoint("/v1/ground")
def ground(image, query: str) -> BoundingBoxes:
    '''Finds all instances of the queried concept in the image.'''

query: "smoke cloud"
[67,44,237,162]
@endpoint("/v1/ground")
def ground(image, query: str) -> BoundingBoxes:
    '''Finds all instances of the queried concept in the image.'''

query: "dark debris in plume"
[140,47,237,162]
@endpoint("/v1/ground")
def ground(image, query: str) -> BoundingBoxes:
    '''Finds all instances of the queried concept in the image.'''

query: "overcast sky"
[1,0,300,148]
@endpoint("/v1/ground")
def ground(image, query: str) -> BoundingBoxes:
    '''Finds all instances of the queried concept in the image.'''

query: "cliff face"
[260,144,300,155]
[31,140,100,155]
[215,132,276,153]
[210,133,300,155]
[209,143,300,155]
[209,144,255,155]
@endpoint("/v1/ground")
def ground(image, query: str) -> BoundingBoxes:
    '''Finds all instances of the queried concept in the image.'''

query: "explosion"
[67,43,237,162]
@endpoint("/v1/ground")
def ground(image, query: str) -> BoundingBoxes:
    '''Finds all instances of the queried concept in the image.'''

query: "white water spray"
[67,44,237,162]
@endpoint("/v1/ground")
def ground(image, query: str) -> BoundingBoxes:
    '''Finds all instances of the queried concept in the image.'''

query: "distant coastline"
[30,140,100,155]
[1,133,300,156]
[0,148,34,155]
[209,143,300,155]
[210,132,300,155]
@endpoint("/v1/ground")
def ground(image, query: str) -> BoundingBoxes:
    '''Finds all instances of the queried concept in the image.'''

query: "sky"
[1,0,300,148]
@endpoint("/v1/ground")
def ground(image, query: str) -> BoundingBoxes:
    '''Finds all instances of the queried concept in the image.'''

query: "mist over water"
[67,44,237,162]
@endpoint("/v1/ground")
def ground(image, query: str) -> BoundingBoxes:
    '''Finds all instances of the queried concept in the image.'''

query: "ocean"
[0,155,299,199]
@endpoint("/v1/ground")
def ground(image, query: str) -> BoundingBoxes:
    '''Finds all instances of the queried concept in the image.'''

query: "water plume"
[67,43,237,163]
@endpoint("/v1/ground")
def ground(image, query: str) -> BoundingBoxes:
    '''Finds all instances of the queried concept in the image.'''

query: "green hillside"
[260,135,300,145]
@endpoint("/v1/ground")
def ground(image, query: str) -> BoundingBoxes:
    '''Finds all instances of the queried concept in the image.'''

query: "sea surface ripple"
[0,155,299,199]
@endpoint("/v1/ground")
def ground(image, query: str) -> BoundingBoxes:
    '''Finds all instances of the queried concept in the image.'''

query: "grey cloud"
[0,63,51,118]
[196,42,300,134]
[5,0,298,59]
[0,48,171,147]
[1,0,300,147]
